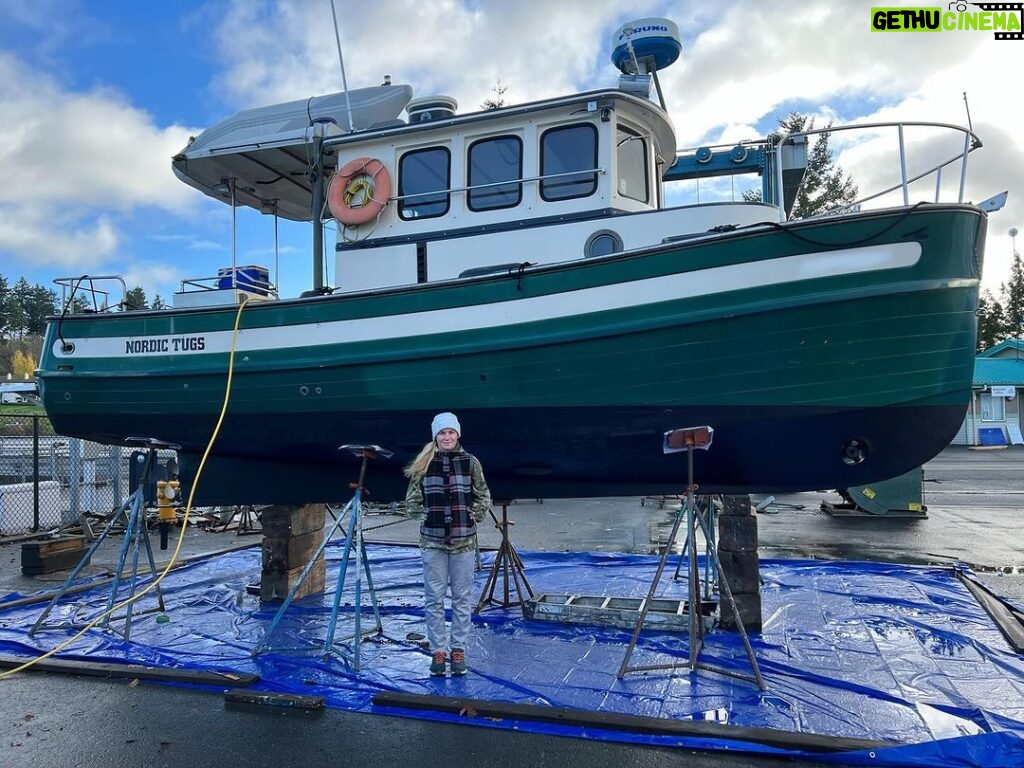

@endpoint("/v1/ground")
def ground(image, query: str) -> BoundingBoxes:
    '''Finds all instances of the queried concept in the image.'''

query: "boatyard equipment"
[155,457,181,550]
[28,437,179,641]
[475,500,534,613]
[618,426,765,689]
[254,445,390,671]
[673,494,720,600]
[822,467,928,518]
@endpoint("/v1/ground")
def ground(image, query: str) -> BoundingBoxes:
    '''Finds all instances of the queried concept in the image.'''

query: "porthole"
[584,230,623,259]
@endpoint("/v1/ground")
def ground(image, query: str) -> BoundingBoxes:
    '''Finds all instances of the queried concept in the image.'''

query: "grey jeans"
[422,547,476,652]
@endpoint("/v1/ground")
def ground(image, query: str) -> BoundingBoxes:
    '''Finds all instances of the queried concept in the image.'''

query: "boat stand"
[29,438,180,642]
[475,500,534,613]
[253,445,389,672]
[673,494,721,601]
[617,427,765,690]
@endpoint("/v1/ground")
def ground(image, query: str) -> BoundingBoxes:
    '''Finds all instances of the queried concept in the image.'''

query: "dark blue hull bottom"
[48,403,967,505]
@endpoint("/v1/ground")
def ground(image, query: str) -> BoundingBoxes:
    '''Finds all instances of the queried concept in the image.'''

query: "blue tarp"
[2,544,1023,766]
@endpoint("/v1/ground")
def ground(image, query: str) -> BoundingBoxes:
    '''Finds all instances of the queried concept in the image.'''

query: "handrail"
[53,275,127,314]
[773,120,983,222]
[178,272,277,297]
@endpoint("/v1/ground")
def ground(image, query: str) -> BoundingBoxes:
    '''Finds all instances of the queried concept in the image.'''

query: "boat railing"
[775,120,983,222]
[173,267,277,308]
[53,275,128,314]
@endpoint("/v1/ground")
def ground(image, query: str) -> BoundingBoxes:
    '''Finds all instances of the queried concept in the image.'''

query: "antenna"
[622,26,642,74]
[1013,228,1021,361]
[962,91,974,133]
[329,0,356,132]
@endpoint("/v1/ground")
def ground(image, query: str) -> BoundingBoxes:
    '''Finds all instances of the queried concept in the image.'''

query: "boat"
[37,19,989,505]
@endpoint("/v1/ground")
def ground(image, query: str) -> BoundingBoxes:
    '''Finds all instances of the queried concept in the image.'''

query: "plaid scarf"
[420,450,477,542]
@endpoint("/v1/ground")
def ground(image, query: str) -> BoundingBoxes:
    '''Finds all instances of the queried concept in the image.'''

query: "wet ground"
[0,445,1021,767]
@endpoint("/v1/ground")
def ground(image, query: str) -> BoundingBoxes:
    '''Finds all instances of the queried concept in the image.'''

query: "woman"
[404,412,492,676]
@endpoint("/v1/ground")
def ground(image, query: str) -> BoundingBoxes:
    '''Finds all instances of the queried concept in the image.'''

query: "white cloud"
[0,206,118,267]
[0,52,202,274]
[1,0,1021,301]
[121,262,181,301]
[210,0,659,112]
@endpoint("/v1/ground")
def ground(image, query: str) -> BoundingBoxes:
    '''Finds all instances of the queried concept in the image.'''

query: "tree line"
[978,248,1024,353]
[0,274,155,378]
[0,275,158,340]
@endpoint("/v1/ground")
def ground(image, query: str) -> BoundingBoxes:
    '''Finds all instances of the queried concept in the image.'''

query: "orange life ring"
[327,157,392,226]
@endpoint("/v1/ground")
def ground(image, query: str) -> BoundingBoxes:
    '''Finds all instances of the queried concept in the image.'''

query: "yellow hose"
[0,296,252,679]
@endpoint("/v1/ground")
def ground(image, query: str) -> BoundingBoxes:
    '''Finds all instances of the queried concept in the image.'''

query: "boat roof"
[171,85,675,222]
[171,84,413,220]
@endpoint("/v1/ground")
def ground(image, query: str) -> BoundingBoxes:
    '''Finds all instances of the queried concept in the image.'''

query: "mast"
[309,119,329,293]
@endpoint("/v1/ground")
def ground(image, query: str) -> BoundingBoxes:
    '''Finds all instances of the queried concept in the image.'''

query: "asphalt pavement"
[1,445,1022,767]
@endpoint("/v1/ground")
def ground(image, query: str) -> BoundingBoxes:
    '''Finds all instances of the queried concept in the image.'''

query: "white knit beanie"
[431,412,461,439]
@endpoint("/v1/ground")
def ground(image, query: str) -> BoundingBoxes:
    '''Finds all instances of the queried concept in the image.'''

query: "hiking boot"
[429,650,447,677]
[450,648,467,676]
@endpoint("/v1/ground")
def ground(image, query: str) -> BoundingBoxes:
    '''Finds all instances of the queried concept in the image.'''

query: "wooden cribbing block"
[21,537,86,575]
[259,503,327,603]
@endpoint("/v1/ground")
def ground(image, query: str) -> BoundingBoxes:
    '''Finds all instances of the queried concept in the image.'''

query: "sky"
[1,0,1022,305]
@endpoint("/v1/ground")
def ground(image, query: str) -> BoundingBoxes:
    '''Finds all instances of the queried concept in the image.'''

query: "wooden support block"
[260,556,326,603]
[259,503,326,538]
[224,690,325,710]
[719,590,762,632]
[716,549,761,594]
[261,530,321,572]
[721,494,753,516]
[259,503,327,603]
[21,538,86,575]
[718,514,758,552]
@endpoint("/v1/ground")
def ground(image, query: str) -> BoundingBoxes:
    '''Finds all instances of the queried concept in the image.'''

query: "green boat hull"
[39,205,984,503]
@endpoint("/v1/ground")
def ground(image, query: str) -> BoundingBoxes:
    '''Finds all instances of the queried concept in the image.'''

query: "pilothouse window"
[616,127,649,203]
[468,135,522,211]
[399,147,451,219]
[540,124,598,201]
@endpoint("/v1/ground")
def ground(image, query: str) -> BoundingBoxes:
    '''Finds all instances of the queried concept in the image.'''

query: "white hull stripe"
[58,243,921,360]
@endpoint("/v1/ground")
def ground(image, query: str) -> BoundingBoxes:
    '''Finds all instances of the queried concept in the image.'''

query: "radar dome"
[611,18,681,74]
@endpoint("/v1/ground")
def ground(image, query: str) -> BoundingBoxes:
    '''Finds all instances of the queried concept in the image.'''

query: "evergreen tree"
[1001,248,1024,342]
[124,286,148,310]
[0,274,9,338]
[23,284,57,335]
[741,112,857,218]
[776,113,858,219]
[9,278,31,339]
[976,289,1006,352]
[481,78,508,110]
[151,294,166,310]
[71,295,92,314]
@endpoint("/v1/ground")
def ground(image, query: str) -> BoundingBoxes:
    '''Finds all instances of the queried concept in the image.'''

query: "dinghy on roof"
[171,84,413,221]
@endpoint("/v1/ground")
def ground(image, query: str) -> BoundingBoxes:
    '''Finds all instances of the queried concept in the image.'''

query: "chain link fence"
[0,413,176,536]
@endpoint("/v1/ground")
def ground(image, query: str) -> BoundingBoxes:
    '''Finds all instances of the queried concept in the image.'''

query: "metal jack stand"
[29,437,180,642]
[254,445,389,672]
[618,427,765,690]
[673,494,721,601]
[475,500,534,612]
[236,505,262,535]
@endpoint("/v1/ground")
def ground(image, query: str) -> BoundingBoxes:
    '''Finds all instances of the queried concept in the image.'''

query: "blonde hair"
[404,441,437,479]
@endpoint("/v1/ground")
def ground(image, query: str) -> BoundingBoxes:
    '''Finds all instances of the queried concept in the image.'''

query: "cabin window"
[468,135,522,211]
[616,127,649,203]
[540,124,598,201]
[398,147,451,219]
